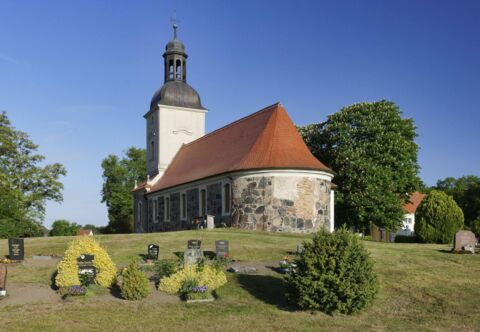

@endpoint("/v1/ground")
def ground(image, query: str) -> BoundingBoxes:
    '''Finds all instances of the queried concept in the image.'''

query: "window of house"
[223,183,231,214]
[165,196,170,221]
[181,193,186,219]
[200,189,206,216]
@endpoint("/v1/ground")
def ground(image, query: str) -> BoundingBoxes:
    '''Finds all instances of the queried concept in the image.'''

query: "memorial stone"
[187,239,201,249]
[215,240,229,259]
[454,230,477,253]
[77,254,96,277]
[148,244,159,260]
[8,238,24,261]
[184,248,204,265]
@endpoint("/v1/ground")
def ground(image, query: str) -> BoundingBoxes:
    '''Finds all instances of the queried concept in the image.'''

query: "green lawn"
[1,229,479,331]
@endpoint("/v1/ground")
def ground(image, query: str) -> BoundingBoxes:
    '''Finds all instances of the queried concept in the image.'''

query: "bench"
[0,264,6,296]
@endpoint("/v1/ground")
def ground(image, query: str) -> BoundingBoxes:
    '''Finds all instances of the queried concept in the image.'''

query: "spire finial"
[170,11,180,39]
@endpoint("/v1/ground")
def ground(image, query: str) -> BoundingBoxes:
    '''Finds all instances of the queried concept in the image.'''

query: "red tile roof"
[403,192,425,213]
[149,103,332,193]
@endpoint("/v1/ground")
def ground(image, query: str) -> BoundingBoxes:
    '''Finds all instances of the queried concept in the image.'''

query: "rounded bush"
[414,190,464,244]
[285,228,378,314]
[120,260,151,300]
[55,237,117,288]
[159,265,227,294]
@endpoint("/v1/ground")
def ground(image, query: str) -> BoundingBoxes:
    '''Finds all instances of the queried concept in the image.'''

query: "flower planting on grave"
[285,227,378,314]
[55,236,117,289]
[119,260,151,300]
[158,262,227,296]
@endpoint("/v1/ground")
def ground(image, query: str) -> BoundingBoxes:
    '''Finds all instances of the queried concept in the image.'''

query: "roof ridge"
[182,102,281,147]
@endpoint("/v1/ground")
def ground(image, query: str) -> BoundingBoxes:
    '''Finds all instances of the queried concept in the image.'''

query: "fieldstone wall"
[231,175,331,233]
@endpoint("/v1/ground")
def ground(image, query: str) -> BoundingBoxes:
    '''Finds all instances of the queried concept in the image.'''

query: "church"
[133,25,335,234]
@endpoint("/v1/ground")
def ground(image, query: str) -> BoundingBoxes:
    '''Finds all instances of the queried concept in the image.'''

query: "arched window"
[175,59,182,79]
[183,61,186,80]
[150,141,155,160]
[169,60,174,79]
[165,196,170,221]
[137,201,142,223]
[223,183,231,214]
[181,193,186,219]
[200,189,206,216]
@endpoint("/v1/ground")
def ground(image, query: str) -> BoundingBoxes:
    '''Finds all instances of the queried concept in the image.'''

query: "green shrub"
[415,190,464,244]
[471,218,480,237]
[154,259,179,282]
[285,227,378,314]
[120,260,151,301]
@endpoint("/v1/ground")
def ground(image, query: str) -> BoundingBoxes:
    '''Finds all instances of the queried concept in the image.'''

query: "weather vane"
[170,11,180,39]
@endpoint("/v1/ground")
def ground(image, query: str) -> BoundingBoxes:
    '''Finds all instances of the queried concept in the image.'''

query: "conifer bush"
[285,227,378,314]
[55,237,117,288]
[120,260,151,301]
[415,190,464,244]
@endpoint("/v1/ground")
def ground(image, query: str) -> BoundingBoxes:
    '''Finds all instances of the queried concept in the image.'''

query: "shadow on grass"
[437,249,476,255]
[50,271,58,291]
[236,274,295,311]
[110,284,123,299]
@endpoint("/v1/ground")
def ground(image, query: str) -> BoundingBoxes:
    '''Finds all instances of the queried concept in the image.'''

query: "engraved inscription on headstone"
[187,239,201,249]
[8,238,24,261]
[184,248,204,265]
[215,240,229,259]
[148,244,159,260]
[77,254,96,277]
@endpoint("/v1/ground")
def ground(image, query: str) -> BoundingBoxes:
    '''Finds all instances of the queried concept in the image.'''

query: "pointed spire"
[170,11,179,40]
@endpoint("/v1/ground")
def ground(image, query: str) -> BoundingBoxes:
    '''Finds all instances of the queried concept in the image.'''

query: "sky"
[1,0,479,228]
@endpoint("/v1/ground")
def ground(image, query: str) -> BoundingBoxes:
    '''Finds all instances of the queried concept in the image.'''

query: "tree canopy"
[435,175,480,228]
[49,219,81,236]
[101,147,146,233]
[0,111,66,238]
[298,100,421,231]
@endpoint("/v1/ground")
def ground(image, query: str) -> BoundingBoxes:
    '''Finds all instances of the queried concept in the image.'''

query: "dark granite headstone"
[454,230,477,253]
[77,254,96,277]
[187,239,201,249]
[148,244,159,260]
[215,240,229,259]
[8,238,24,261]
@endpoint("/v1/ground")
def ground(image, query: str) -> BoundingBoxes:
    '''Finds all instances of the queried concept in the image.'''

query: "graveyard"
[0,229,479,331]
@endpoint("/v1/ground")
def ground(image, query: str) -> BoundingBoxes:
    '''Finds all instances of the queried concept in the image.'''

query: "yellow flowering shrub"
[55,237,117,288]
[159,265,227,294]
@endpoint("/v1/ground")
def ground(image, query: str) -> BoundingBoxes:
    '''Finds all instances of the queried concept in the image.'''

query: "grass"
[1,229,480,331]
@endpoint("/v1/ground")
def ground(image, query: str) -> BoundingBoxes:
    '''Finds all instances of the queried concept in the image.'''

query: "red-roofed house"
[398,192,425,235]
[132,26,335,234]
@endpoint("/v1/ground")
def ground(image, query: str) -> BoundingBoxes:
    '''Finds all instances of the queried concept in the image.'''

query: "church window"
[176,59,182,79]
[153,199,158,223]
[137,201,142,223]
[200,189,206,216]
[181,193,186,219]
[223,183,231,214]
[165,196,170,221]
[150,141,155,160]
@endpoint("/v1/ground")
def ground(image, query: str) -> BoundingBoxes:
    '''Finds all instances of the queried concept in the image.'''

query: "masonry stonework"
[231,175,331,233]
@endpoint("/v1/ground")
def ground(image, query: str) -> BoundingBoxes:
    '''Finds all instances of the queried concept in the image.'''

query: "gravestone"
[215,240,229,259]
[8,238,24,261]
[77,254,96,277]
[148,244,159,260]
[0,264,6,297]
[454,230,477,253]
[184,248,204,265]
[296,245,304,254]
[187,239,201,249]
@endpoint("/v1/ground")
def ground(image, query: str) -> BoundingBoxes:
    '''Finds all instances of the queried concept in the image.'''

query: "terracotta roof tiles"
[149,103,332,193]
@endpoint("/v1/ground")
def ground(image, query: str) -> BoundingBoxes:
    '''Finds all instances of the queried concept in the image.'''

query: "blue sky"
[1,0,479,228]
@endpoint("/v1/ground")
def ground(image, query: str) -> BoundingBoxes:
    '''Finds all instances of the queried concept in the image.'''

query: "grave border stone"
[215,240,229,259]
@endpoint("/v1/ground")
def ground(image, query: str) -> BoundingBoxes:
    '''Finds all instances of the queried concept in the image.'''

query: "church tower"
[145,23,206,182]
